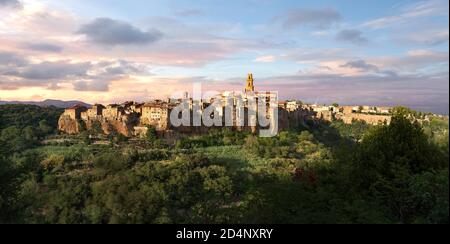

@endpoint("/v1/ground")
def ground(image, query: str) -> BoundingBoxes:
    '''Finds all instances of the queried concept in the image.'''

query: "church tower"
[245,73,255,92]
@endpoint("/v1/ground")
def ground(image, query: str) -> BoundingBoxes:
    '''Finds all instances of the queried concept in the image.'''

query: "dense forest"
[0,104,63,130]
[0,104,448,224]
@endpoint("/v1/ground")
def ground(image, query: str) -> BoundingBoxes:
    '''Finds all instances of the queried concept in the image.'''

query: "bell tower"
[245,73,255,92]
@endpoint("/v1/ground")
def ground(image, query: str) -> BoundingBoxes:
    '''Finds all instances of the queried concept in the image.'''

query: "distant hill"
[0,99,91,108]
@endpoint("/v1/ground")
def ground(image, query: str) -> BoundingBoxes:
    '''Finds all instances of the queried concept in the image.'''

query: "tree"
[0,126,20,142]
[298,131,314,142]
[89,121,103,135]
[80,131,91,145]
[0,156,16,223]
[146,126,158,142]
[0,104,62,131]
[0,126,30,153]
[41,154,65,171]
[93,152,131,173]
[408,170,448,224]
[145,126,163,148]
[343,109,447,222]
[115,133,128,143]
[22,126,37,142]
[39,120,54,136]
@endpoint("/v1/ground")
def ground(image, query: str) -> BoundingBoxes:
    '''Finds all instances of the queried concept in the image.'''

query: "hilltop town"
[58,74,396,137]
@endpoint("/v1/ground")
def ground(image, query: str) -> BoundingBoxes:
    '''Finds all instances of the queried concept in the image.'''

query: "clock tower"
[245,73,255,92]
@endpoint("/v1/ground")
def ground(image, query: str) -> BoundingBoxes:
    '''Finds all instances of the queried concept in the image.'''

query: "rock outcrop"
[98,119,134,137]
[58,115,83,135]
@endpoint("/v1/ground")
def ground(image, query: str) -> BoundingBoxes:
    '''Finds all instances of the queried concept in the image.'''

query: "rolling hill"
[0,99,91,108]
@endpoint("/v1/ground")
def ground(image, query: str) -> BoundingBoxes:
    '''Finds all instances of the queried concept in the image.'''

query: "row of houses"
[62,101,173,133]
[276,102,393,125]
[59,74,393,137]
[62,98,394,138]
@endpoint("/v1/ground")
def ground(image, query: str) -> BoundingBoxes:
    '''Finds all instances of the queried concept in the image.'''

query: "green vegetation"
[0,105,448,224]
[0,104,63,130]
[0,105,62,155]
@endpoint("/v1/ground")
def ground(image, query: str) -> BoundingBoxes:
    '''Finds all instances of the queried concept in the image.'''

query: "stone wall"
[339,113,391,125]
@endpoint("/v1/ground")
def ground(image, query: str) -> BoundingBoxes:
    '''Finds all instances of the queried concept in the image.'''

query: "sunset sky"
[0,0,448,114]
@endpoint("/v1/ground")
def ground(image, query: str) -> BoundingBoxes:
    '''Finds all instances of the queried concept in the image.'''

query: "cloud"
[335,29,368,45]
[252,72,449,114]
[1,5,79,35]
[311,31,329,37]
[373,50,449,72]
[77,18,162,45]
[174,9,204,17]
[277,49,446,78]
[361,0,449,29]
[0,51,28,66]
[282,48,350,63]
[278,8,342,29]
[405,30,449,46]
[73,80,110,92]
[2,9,269,67]
[23,43,63,53]
[254,55,276,63]
[95,60,152,77]
[341,60,398,77]
[341,60,380,72]
[0,53,152,92]
[0,0,21,8]
[16,61,91,80]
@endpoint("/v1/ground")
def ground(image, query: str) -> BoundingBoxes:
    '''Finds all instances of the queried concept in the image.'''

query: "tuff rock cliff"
[58,115,135,137]
[58,116,83,135]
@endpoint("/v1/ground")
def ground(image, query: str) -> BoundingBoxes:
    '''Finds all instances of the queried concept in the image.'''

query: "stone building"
[316,110,334,122]
[141,103,172,130]
[130,103,144,114]
[87,104,105,119]
[287,101,302,112]
[63,104,88,120]
[102,104,123,120]
[336,105,392,125]
[338,113,391,125]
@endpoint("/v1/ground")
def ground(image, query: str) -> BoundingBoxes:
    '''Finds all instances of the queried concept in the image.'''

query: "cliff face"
[58,115,82,134]
[58,108,316,137]
[98,120,133,137]
[58,116,135,137]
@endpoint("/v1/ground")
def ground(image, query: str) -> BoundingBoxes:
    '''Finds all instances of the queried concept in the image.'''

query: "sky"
[0,0,448,114]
